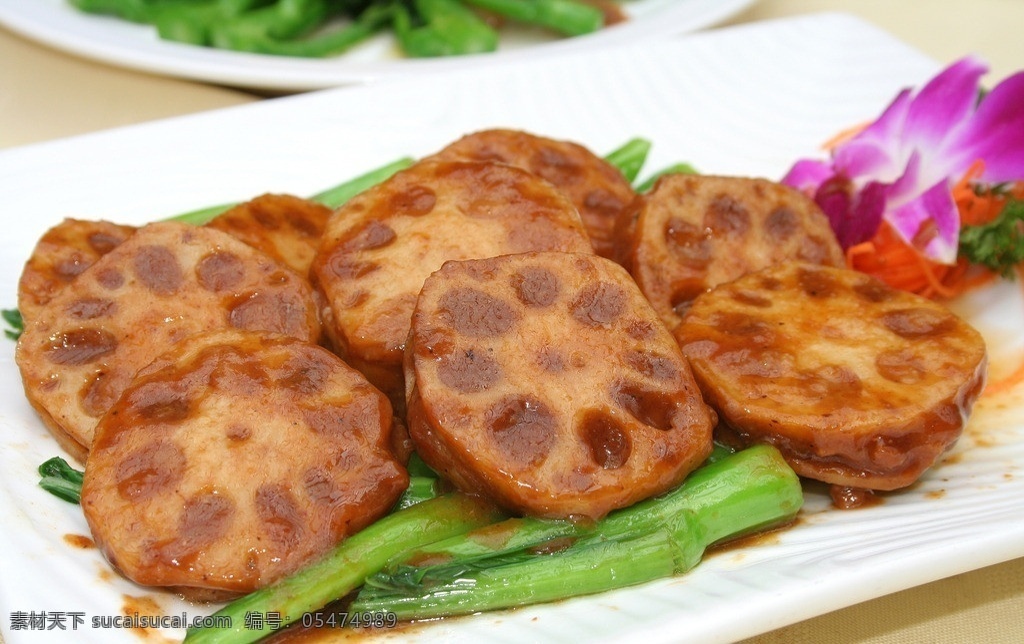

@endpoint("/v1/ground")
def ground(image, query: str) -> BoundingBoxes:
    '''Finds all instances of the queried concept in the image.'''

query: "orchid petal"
[811,175,852,233]
[833,137,900,181]
[780,55,1021,270]
[807,176,886,249]
[901,56,988,152]
[847,181,888,247]
[887,179,961,264]
[942,69,1024,182]
[850,88,912,148]
[780,159,833,193]
[830,89,913,180]
[885,150,923,207]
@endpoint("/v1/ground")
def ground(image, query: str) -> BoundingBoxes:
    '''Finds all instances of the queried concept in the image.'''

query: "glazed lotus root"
[406,251,715,520]
[205,193,332,276]
[430,128,637,259]
[310,158,593,409]
[81,330,407,600]
[17,218,136,325]
[674,262,987,492]
[615,174,845,330]
[15,221,321,462]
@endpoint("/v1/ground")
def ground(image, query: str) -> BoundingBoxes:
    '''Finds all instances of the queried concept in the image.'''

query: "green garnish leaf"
[603,137,652,183]
[959,198,1024,278]
[635,162,699,193]
[2,308,23,340]
[37,457,84,504]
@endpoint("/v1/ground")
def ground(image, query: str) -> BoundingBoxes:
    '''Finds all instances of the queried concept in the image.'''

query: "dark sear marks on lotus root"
[406,251,714,521]
[309,156,593,414]
[15,221,321,461]
[205,193,333,276]
[675,262,987,493]
[11,129,996,605]
[80,330,407,601]
[429,129,637,260]
[17,218,137,325]
[614,174,845,331]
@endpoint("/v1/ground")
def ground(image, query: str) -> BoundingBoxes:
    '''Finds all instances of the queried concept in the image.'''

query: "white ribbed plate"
[1,13,1022,644]
[0,0,755,91]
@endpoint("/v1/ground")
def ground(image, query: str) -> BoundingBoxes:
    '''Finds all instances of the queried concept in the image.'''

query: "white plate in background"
[1,12,1022,644]
[0,0,756,91]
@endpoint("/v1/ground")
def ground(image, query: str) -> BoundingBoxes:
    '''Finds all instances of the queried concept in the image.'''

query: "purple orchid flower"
[783,56,1024,265]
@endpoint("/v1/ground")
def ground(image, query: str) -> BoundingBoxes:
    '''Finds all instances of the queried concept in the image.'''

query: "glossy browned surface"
[17,218,136,325]
[15,221,321,460]
[407,251,714,520]
[430,129,635,259]
[81,330,407,599]
[310,158,593,409]
[206,193,332,276]
[616,174,844,331]
[675,262,988,491]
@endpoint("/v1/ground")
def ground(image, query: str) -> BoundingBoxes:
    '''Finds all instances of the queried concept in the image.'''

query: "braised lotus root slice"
[15,221,321,461]
[406,251,715,520]
[615,174,844,330]
[17,218,136,325]
[674,262,987,493]
[205,193,332,276]
[81,329,408,600]
[430,128,637,259]
[310,158,593,409]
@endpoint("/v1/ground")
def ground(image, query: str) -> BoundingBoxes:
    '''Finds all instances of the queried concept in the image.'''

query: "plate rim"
[0,0,758,91]
[1,12,1022,644]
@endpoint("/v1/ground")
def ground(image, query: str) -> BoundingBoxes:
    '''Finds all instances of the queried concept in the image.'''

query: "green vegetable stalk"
[391,452,442,510]
[167,130,655,228]
[604,137,651,183]
[391,0,499,58]
[601,138,698,190]
[375,443,736,569]
[66,0,615,59]
[351,445,802,620]
[635,161,698,192]
[183,493,505,644]
[461,0,605,37]
[165,156,414,226]
[310,156,415,208]
[178,445,799,642]
[234,3,396,58]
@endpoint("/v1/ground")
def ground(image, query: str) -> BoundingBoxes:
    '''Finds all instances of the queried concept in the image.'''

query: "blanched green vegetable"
[604,137,651,183]
[391,0,499,57]
[463,0,604,37]
[185,446,801,643]
[636,161,699,192]
[165,156,414,225]
[183,493,505,644]
[351,445,802,619]
[66,0,615,59]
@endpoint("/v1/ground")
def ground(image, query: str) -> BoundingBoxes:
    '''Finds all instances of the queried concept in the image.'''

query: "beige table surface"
[2,1,1023,642]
